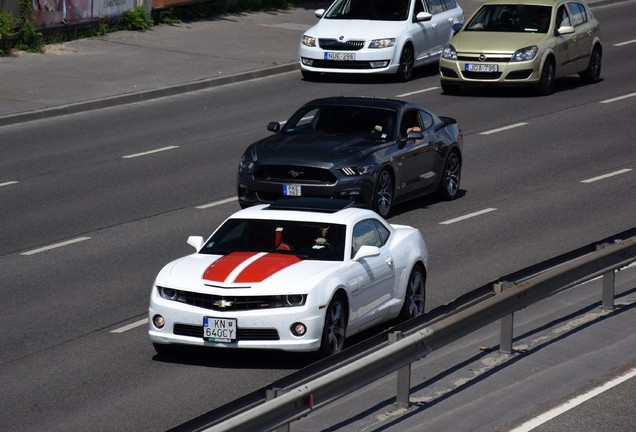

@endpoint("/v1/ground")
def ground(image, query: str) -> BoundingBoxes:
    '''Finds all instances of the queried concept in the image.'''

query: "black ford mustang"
[237,97,463,217]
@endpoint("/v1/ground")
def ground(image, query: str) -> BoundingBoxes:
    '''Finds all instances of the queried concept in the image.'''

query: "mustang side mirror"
[267,122,281,133]
[187,236,204,251]
[353,245,381,261]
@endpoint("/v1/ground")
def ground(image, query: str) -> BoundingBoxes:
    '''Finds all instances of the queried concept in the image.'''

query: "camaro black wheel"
[373,169,394,218]
[538,58,555,96]
[398,265,426,322]
[580,46,602,84]
[438,151,461,200]
[396,45,414,82]
[319,294,347,356]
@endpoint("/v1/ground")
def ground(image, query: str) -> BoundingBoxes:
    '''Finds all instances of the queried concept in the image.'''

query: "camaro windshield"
[200,219,347,261]
[283,105,397,140]
[466,5,552,33]
[324,0,410,21]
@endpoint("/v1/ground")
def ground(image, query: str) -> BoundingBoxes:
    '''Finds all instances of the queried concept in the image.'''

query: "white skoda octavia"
[149,198,428,356]
[299,0,463,81]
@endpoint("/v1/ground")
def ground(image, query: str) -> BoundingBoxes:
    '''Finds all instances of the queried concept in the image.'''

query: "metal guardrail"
[173,233,636,432]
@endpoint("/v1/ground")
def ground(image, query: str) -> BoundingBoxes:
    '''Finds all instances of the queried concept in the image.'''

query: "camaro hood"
[451,31,546,53]
[306,19,408,40]
[157,252,337,292]
[250,133,390,167]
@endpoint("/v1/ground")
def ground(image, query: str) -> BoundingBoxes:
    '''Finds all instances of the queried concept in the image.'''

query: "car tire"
[441,81,461,95]
[319,293,347,356]
[398,264,426,322]
[301,70,321,81]
[396,44,415,82]
[437,151,461,200]
[372,169,394,218]
[537,58,555,96]
[580,46,602,84]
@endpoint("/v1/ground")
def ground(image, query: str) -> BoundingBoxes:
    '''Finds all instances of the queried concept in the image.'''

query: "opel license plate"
[465,63,498,73]
[204,317,237,342]
[283,184,302,196]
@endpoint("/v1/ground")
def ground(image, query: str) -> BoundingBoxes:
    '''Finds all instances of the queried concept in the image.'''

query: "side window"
[426,0,445,15]
[556,5,570,27]
[566,2,586,26]
[351,219,383,257]
[442,0,458,11]
[419,110,434,130]
[414,0,425,15]
[401,109,422,137]
[372,220,390,245]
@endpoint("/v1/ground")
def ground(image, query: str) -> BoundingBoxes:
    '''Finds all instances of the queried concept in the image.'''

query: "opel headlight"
[301,35,316,47]
[511,45,539,62]
[442,44,457,60]
[369,38,395,49]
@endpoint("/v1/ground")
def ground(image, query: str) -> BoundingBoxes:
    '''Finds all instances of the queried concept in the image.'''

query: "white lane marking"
[480,122,528,135]
[440,208,497,225]
[196,196,238,209]
[614,39,636,47]
[122,146,179,159]
[580,168,632,183]
[509,366,636,432]
[397,87,440,97]
[600,92,636,104]
[21,237,91,255]
[0,181,19,187]
[111,318,148,333]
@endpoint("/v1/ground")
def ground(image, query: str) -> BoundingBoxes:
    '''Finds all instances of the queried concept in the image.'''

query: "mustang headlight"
[340,165,374,176]
[441,44,457,60]
[369,38,395,49]
[239,148,257,172]
[301,35,316,47]
[511,45,539,62]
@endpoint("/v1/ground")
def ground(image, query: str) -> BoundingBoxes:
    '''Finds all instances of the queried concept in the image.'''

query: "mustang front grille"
[254,165,337,183]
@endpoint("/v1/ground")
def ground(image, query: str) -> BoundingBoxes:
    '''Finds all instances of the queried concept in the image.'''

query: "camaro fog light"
[291,322,307,337]
[153,315,165,329]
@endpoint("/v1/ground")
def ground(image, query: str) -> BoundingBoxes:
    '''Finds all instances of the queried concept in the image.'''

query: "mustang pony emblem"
[288,170,304,178]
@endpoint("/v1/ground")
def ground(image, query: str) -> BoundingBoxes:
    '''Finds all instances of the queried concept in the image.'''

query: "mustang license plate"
[465,63,498,73]
[283,184,302,196]
[325,52,355,61]
[204,317,237,342]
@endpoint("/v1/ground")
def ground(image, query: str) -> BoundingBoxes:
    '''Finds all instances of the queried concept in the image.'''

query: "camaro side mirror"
[267,122,281,133]
[187,236,204,251]
[353,245,381,261]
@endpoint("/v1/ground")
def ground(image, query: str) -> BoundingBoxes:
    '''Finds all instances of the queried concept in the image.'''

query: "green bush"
[122,6,154,31]
[0,11,16,55]
[16,0,44,53]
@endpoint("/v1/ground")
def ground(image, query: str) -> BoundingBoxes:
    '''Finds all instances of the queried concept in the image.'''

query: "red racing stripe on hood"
[234,253,301,283]
[202,252,258,282]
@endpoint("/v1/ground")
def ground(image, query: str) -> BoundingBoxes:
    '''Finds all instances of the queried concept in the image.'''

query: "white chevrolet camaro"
[149,198,428,356]
[299,0,464,81]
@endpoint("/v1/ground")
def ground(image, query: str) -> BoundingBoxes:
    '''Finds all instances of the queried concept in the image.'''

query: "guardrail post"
[601,269,616,310]
[390,331,411,408]
[494,282,514,354]
[266,388,291,432]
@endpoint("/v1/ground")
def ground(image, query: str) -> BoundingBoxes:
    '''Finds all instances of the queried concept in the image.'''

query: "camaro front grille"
[157,287,306,311]
[318,39,365,51]
[254,165,337,183]
[174,324,280,341]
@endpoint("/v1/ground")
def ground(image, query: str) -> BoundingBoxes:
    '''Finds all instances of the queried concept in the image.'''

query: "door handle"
[386,258,394,269]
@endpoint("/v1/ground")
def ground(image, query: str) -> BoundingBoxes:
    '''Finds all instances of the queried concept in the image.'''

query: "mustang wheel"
[319,294,347,356]
[372,169,394,218]
[580,46,602,84]
[398,265,426,322]
[538,58,555,95]
[396,44,414,82]
[438,151,461,200]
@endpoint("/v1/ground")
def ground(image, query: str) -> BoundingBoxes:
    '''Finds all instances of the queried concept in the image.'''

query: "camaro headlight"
[441,44,457,60]
[340,165,374,176]
[511,45,539,62]
[301,35,316,47]
[369,38,395,49]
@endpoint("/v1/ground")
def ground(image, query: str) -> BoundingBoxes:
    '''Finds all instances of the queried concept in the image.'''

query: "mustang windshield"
[325,0,410,21]
[466,5,552,33]
[284,105,396,140]
[200,219,347,261]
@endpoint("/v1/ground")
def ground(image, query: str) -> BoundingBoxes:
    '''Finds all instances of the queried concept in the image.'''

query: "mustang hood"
[307,19,409,41]
[452,31,546,53]
[252,133,389,166]
[159,252,336,290]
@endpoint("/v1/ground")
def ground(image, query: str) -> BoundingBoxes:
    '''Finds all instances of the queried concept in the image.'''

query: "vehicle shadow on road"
[441,77,604,98]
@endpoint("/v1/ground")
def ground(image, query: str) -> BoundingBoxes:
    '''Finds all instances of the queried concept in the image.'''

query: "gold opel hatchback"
[439,0,602,95]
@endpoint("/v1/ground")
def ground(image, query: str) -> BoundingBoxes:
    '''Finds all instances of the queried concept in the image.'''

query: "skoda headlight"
[441,44,457,60]
[301,35,316,47]
[511,45,538,62]
[369,38,395,49]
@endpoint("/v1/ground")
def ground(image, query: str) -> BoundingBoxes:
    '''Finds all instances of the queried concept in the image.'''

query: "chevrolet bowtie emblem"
[213,299,234,308]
